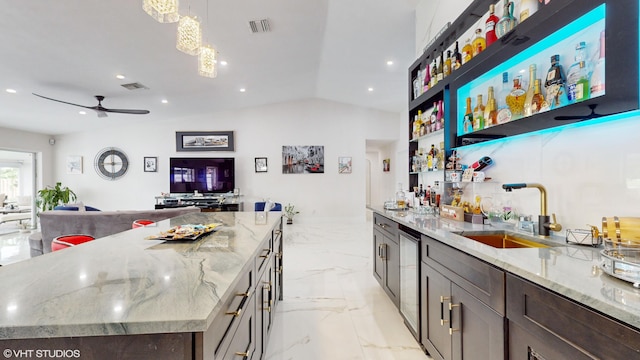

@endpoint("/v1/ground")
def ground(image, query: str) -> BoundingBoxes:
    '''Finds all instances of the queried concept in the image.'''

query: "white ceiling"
[0,0,417,136]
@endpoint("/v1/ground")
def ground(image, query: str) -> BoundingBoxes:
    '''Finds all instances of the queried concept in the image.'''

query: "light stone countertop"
[370,206,640,331]
[0,211,281,340]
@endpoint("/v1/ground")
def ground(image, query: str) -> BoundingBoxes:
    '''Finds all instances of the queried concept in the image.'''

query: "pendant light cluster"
[143,0,218,78]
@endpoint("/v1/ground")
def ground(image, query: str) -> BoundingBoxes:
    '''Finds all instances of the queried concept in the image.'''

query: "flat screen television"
[169,157,235,195]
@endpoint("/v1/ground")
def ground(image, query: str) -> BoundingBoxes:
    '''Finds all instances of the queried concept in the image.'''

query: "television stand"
[155,195,243,212]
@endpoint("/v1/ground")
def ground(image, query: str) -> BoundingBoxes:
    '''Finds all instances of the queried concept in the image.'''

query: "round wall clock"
[94,147,129,180]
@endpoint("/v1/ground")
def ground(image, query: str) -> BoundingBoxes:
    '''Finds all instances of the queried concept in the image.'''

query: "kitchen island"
[370,206,640,359]
[0,211,283,360]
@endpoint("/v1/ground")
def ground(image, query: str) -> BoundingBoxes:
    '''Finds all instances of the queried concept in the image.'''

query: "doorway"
[0,150,38,229]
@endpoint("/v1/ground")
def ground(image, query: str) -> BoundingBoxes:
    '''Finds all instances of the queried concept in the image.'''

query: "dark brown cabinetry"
[507,273,640,360]
[420,235,505,360]
[373,213,400,308]
[199,217,283,360]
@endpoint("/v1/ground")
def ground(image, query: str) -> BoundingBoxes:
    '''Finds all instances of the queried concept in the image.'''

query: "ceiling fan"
[32,93,150,117]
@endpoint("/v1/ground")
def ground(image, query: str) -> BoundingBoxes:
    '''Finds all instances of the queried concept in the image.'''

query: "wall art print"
[338,156,352,174]
[176,131,235,152]
[383,158,390,172]
[282,146,324,174]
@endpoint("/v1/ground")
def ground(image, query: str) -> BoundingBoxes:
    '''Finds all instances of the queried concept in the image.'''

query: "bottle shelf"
[410,129,445,143]
[410,169,444,175]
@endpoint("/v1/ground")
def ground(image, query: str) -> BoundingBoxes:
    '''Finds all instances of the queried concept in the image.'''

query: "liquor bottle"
[566,41,589,102]
[530,79,545,113]
[431,56,438,87]
[423,63,431,93]
[463,97,474,133]
[444,51,452,77]
[506,75,526,118]
[416,110,423,137]
[395,183,406,209]
[437,52,444,81]
[590,30,605,98]
[496,0,517,39]
[498,72,511,111]
[462,38,473,65]
[485,4,499,47]
[473,94,485,131]
[430,102,438,133]
[523,64,537,117]
[472,29,486,56]
[544,54,567,109]
[453,41,462,71]
[436,100,444,130]
[428,144,438,170]
[484,86,498,127]
[519,0,539,23]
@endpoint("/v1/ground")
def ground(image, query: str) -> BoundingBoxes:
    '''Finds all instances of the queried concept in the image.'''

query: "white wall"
[415,0,473,57]
[51,98,400,222]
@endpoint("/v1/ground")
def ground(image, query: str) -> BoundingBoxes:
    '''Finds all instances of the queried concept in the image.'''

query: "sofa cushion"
[35,206,201,255]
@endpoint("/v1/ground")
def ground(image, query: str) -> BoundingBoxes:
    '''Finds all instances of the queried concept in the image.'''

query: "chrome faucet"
[502,183,562,236]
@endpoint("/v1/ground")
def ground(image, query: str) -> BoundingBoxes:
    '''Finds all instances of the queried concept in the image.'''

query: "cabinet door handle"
[274,230,282,235]
[380,243,386,260]
[259,248,271,258]
[378,223,388,229]
[226,308,242,317]
[449,302,460,335]
[235,291,251,298]
[440,296,450,325]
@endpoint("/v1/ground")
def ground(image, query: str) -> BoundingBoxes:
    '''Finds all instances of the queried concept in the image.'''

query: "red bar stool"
[51,234,95,251]
[132,219,155,228]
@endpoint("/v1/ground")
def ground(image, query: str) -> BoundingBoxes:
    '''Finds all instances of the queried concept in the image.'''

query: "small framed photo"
[66,155,83,174]
[144,157,158,172]
[255,157,268,173]
[338,156,352,174]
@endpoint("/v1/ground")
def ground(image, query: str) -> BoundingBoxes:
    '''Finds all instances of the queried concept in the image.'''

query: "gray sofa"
[28,207,201,257]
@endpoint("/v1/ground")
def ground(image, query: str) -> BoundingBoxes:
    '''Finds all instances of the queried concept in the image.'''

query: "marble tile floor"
[265,219,431,360]
[0,218,431,359]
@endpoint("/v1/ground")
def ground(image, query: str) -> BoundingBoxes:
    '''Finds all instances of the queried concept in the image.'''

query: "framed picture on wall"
[176,131,235,152]
[66,155,82,174]
[144,157,158,172]
[383,158,390,172]
[255,157,268,173]
[338,156,352,174]
[282,145,324,174]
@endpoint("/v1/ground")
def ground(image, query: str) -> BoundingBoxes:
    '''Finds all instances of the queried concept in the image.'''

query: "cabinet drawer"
[200,267,254,359]
[255,237,272,276]
[506,273,640,359]
[422,235,504,314]
[373,213,398,239]
[221,293,256,360]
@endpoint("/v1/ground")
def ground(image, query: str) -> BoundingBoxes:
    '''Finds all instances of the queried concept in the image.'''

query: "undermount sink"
[454,231,561,249]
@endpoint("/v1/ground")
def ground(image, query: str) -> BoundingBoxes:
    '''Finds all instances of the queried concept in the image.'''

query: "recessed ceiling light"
[368,87,374,92]
[79,111,87,115]
[6,89,16,94]
[220,60,228,66]
[239,88,246,92]
[386,60,394,66]
[161,99,168,104]
[116,74,126,80]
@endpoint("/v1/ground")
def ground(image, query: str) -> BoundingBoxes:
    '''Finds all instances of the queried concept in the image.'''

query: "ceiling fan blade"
[102,108,150,115]
[32,93,92,109]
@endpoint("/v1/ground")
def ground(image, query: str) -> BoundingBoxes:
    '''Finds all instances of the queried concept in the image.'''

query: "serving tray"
[146,223,222,241]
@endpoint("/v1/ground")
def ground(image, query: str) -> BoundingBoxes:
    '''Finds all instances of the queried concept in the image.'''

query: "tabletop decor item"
[284,203,299,224]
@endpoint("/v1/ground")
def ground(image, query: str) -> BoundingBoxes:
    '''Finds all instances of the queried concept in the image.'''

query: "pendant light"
[142,0,180,23]
[176,14,202,56]
[198,44,217,78]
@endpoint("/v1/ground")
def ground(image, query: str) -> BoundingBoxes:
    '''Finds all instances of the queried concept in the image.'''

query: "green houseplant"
[37,182,77,212]
[283,203,299,225]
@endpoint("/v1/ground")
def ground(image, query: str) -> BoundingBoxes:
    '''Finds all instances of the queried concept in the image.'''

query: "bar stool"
[51,234,95,251]
[132,219,155,228]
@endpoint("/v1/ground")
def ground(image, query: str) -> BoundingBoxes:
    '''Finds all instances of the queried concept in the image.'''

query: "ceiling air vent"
[248,19,271,33]
[121,82,148,91]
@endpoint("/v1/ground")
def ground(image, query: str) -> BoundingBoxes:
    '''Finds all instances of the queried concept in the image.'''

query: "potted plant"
[283,203,299,225]
[37,182,77,212]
